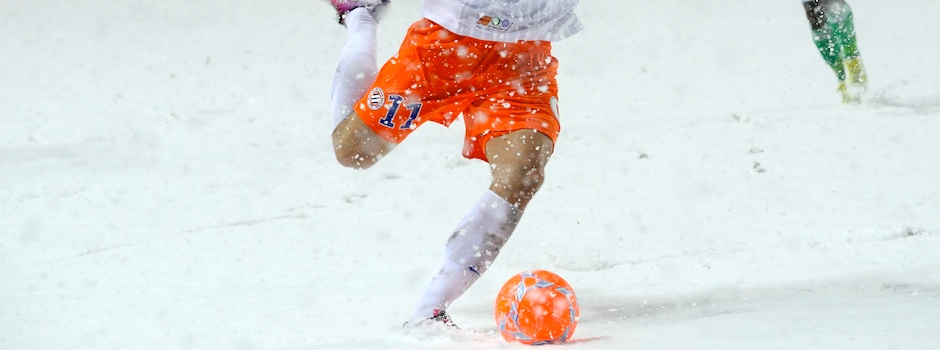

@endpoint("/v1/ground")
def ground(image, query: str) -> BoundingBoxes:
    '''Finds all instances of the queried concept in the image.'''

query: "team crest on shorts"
[367,87,385,110]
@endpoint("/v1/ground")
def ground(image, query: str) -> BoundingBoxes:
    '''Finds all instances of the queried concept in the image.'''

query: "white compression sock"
[330,8,379,128]
[410,190,524,321]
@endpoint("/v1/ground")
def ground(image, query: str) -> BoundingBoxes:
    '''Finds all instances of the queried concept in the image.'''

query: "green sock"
[831,8,861,60]
[812,28,845,81]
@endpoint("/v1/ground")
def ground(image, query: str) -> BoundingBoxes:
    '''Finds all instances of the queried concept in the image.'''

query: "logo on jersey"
[367,87,385,110]
[476,15,513,31]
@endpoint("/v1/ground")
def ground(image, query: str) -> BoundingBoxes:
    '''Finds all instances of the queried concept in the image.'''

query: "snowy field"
[3,1,940,349]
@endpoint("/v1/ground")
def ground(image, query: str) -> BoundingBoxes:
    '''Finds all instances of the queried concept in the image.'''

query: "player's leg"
[328,4,396,169]
[803,0,846,83]
[407,99,559,326]
[826,0,868,102]
[803,0,867,103]
[407,131,553,325]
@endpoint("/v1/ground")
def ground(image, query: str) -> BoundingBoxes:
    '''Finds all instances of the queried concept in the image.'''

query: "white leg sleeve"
[330,8,379,128]
[410,190,524,320]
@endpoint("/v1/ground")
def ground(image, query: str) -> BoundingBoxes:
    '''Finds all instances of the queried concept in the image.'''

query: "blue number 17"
[378,94,422,130]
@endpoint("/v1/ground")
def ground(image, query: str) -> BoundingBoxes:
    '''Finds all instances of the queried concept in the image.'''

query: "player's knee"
[494,163,547,195]
[518,163,547,188]
[521,167,547,195]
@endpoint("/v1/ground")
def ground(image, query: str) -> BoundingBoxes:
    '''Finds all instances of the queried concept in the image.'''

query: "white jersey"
[421,0,582,43]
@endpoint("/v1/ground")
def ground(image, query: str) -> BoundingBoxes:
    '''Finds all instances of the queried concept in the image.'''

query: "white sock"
[410,190,524,320]
[330,8,379,128]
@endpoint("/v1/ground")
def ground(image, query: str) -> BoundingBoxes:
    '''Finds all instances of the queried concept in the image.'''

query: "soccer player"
[325,0,582,327]
[802,0,868,103]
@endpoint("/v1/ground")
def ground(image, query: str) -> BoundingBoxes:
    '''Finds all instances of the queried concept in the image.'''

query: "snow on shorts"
[353,18,562,162]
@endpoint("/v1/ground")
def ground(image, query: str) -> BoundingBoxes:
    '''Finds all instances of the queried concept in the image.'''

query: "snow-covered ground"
[3,1,940,349]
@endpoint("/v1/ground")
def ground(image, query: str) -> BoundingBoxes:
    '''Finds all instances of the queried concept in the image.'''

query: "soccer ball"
[494,270,579,345]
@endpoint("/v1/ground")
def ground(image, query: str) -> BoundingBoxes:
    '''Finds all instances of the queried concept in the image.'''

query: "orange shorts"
[354,19,562,162]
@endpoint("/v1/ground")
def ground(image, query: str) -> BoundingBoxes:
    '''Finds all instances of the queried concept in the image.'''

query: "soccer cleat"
[403,309,459,329]
[429,309,459,329]
[328,0,390,26]
[840,57,868,104]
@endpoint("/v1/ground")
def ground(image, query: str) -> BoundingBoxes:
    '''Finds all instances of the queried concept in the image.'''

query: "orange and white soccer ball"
[494,270,579,345]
